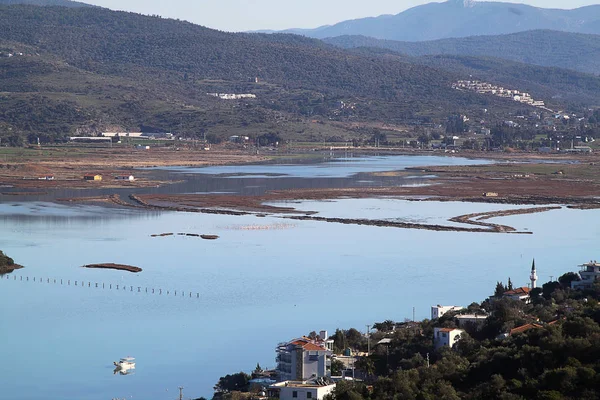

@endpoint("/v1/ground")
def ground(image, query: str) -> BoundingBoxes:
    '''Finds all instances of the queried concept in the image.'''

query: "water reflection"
[0,155,490,202]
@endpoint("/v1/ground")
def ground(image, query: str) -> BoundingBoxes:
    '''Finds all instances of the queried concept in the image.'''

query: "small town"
[210,259,600,400]
[453,80,549,110]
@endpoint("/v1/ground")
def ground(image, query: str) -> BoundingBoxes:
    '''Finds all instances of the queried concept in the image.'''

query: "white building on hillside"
[431,305,464,320]
[276,336,333,381]
[434,328,464,349]
[572,261,600,290]
[268,380,336,400]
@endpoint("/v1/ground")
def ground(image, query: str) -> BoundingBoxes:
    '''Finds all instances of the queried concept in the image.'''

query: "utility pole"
[366,325,371,355]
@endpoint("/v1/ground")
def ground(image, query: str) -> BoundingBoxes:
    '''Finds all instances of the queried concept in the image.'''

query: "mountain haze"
[325,30,600,75]
[276,0,600,41]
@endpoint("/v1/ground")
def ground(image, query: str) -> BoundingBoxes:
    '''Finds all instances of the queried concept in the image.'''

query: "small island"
[82,263,142,273]
[0,250,24,274]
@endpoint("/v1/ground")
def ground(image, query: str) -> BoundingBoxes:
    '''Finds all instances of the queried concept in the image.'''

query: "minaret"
[530,259,538,289]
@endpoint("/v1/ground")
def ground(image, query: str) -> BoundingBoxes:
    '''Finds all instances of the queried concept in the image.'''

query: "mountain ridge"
[269,0,600,41]
[324,30,600,75]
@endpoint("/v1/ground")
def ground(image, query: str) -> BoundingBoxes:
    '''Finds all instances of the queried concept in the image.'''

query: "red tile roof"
[510,323,542,335]
[504,287,531,296]
[302,343,327,351]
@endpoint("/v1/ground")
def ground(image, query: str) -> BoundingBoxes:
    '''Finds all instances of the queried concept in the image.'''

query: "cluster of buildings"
[453,80,548,109]
[83,174,135,182]
[207,93,257,100]
[260,260,599,399]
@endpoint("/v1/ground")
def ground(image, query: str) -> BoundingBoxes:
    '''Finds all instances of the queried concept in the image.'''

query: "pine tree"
[507,277,513,291]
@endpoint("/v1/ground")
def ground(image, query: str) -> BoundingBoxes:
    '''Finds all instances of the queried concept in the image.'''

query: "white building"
[268,381,336,400]
[434,328,464,350]
[456,314,487,329]
[431,305,464,320]
[502,287,531,302]
[276,337,333,381]
[572,261,600,290]
[114,175,135,181]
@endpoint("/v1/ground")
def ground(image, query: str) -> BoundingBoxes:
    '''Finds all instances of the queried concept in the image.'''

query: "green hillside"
[325,30,600,75]
[0,5,598,144]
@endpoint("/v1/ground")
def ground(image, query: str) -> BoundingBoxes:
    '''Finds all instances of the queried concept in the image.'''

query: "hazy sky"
[84,0,600,32]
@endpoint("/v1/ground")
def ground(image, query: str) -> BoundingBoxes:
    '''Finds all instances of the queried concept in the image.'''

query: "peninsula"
[0,251,23,274]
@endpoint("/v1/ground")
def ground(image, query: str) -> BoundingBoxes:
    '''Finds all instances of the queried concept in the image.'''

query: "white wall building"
[431,305,464,320]
[572,261,600,290]
[276,337,332,381]
[456,314,487,329]
[114,175,135,181]
[268,381,336,400]
[434,328,464,350]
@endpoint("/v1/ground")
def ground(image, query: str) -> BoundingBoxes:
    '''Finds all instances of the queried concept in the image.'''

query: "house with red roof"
[503,287,531,303]
[276,335,333,382]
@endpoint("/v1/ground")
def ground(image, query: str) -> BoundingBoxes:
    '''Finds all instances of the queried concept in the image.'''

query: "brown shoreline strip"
[82,263,142,273]
[0,264,24,274]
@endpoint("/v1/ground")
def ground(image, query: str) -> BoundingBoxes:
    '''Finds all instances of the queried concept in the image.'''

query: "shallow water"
[1,199,598,400]
[1,155,598,400]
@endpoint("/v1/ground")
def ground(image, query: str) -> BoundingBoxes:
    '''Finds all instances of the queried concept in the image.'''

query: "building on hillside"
[276,336,333,382]
[267,380,336,400]
[572,261,600,290]
[456,314,487,329]
[503,287,531,302]
[84,174,102,181]
[431,305,464,320]
[115,175,135,181]
[38,175,55,181]
[433,327,464,349]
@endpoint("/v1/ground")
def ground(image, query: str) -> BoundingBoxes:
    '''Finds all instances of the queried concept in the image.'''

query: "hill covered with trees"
[322,273,600,400]
[325,30,600,76]
[0,4,599,145]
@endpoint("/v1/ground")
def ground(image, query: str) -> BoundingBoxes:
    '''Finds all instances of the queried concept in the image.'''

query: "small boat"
[114,357,136,372]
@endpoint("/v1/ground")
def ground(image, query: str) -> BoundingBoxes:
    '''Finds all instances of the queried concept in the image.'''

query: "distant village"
[219,260,600,400]
[453,80,549,110]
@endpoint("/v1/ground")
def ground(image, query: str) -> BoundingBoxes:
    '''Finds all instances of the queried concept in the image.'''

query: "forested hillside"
[1,4,599,145]
[0,4,505,142]
[325,30,600,75]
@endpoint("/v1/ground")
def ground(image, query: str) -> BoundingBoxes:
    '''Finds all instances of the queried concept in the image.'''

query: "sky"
[84,0,600,32]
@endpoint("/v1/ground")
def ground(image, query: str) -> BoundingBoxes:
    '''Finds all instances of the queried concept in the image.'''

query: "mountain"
[0,4,498,141]
[0,4,598,144]
[0,0,91,7]
[325,30,600,75]
[274,0,600,42]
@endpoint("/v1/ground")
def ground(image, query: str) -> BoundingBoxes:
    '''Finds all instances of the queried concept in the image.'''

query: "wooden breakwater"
[1,274,203,299]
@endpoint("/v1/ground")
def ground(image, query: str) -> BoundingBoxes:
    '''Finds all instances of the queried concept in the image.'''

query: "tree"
[508,278,514,291]
[558,272,580,288]
[373,320,395,332]
[494,281,506,297]
[214,372,250,394]
[331,359,345,376]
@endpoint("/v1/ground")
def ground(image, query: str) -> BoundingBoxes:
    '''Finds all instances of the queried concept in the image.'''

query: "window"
[442,332,447,337]
[293,391,298,398]
[307,392,313,399]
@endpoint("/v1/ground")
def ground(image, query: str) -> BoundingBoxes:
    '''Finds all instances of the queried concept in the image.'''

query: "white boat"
[114,357,136,372]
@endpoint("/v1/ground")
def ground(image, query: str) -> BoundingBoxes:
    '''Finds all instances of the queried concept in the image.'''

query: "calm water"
[1,154,490,201]
[1,155,598,400]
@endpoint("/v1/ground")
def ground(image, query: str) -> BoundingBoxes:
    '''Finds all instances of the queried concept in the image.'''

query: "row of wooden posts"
[1,274,200,298]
